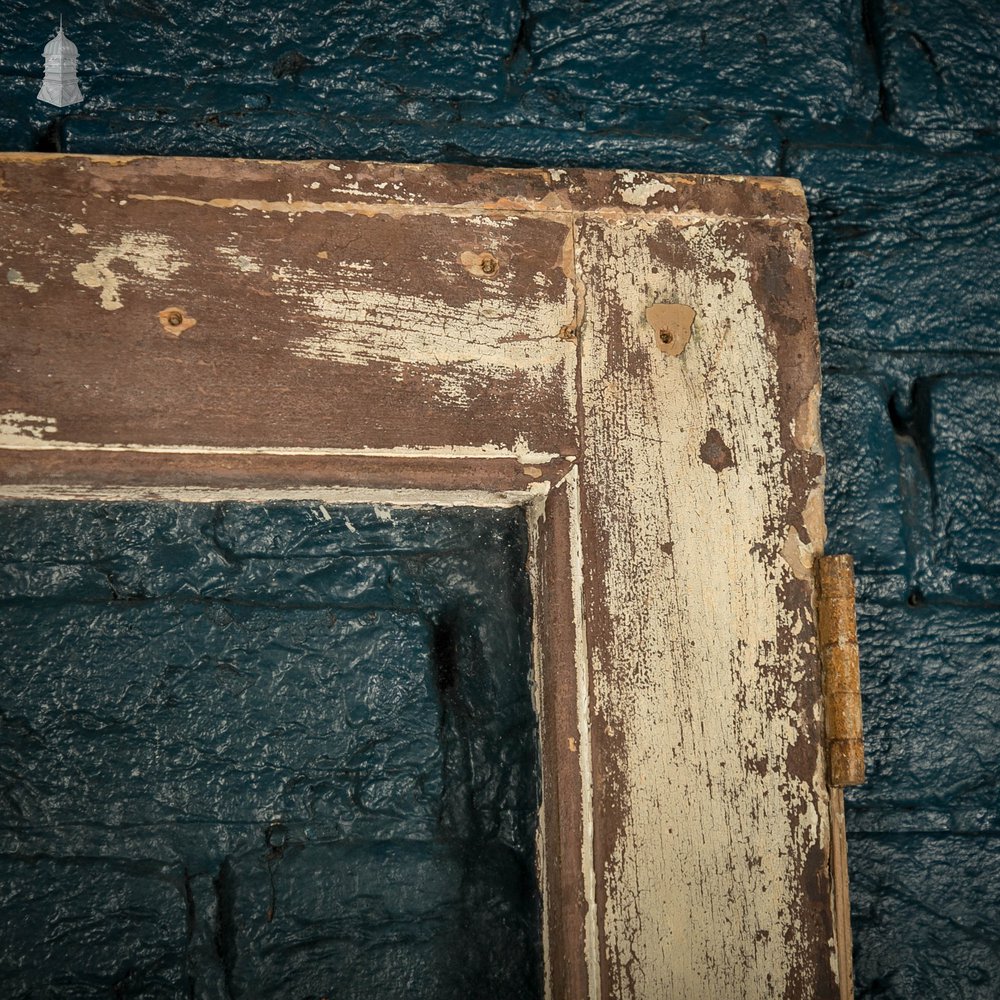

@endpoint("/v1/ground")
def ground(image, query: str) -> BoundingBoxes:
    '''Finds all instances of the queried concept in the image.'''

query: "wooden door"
[0,153,848,998]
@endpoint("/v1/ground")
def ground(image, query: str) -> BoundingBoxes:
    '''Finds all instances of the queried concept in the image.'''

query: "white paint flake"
[0,411,57,446]
[217,245,263,273]
[72,231,187,310]
[6,268,40,293]
[617,169,677,207]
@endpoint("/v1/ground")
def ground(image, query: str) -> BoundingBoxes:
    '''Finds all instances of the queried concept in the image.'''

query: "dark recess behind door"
[0,500,541,1000]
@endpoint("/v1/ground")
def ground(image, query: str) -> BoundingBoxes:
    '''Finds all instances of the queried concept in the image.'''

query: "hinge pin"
[816,555,865,787]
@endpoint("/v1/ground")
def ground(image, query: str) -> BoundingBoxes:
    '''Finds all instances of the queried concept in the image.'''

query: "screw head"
[480,253,498,275]
[659,330,673,344]
[167,310,184,327]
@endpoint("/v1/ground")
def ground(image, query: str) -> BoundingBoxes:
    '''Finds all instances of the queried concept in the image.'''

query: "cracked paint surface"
[72,231,187,311]
[579,211,833,999]
[0,153,836,999]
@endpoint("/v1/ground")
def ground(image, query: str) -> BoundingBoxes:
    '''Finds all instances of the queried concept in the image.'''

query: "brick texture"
[0,503,542,999]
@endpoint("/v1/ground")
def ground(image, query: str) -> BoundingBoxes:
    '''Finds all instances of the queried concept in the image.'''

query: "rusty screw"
[659,330,673,345]
[480,253,498,275]
[167,310,184,327]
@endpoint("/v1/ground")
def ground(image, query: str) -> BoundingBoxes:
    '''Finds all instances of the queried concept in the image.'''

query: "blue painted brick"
[1,2,519,160]
[0,502,541,998]
[8,3,518,104]
[0,2,877,173]
[928,376,1000,586]
[847,602,1000,833]
[875,0,1000,138]
[849,833,1000,999]
[0,858,187,998]
[528,0,876,127]
[793,144,1000,359]
[52,109,789,174]
[822,372,907,572]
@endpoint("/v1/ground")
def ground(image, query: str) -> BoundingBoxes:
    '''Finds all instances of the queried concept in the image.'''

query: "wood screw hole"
[167,310,184,327]
[659,330,673,345]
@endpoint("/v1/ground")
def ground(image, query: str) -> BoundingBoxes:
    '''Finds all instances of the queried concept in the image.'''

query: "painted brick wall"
[1,501,542,998]
[2,3,998,995]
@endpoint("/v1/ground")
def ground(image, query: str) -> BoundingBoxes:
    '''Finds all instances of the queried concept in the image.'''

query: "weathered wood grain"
[529,474,594,1000]
[0,153,842,999]
[0,448,575,495]
[829,787,855,1000]
[577,212,835,999]
[0,153,808,220]
[0,154,578,457]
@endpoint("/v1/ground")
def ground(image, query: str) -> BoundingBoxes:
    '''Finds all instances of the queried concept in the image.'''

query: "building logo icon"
[38,19,83,108]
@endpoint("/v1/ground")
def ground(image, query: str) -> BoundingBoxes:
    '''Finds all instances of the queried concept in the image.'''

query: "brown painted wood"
[0,154,578,455]
[829,788,855,1000]
[532,478,591,1000]
[0,153,808,220]
[0,152,845,1000]
[0,448,574,495]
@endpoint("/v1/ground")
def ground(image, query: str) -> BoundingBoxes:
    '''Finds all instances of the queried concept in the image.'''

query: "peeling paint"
[6,268,40,293]
[793,383,822,453]
[72,231,187,311]
[525,492,553,1000]
[0,411,58,447]
[0,483,550,507]
[783,524,815,580]
[802,483,828,553]
[564,466,600,1000]
[0,153,835,998]
[128,191,531,220]
[581,213,831,998]
[699,426,735,472]
[617,170,678,207]
[218,245,262,272]
[277,262,576,407]
[0,437,564,465]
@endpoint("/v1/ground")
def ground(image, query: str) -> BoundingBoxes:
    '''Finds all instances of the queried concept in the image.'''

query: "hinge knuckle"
[816,555,865,787]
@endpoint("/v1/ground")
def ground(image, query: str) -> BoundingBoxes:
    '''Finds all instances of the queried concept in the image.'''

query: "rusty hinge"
[816,555,865,787]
